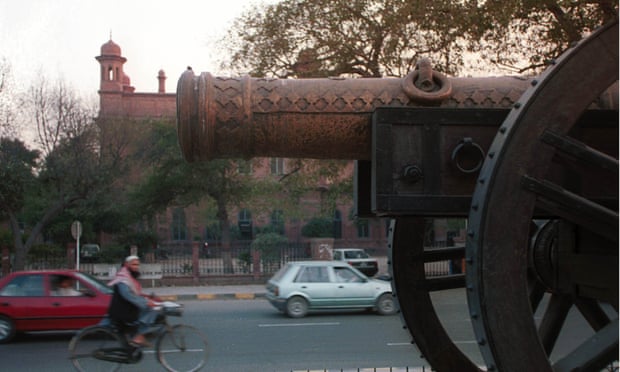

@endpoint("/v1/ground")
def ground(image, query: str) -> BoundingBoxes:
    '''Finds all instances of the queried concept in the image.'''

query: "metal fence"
[4,242,455,282]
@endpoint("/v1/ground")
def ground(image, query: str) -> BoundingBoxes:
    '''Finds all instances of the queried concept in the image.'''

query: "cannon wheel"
[390,217,482,371]
[466,20,618,372]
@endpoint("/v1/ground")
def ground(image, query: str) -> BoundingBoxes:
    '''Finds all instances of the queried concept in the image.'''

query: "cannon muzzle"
[176,68,531,162]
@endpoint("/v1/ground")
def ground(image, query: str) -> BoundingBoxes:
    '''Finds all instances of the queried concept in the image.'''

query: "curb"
[158,293,266,301]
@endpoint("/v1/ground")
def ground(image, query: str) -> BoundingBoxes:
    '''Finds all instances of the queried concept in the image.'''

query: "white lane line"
[258,322,340,327]
[387,340,477,346]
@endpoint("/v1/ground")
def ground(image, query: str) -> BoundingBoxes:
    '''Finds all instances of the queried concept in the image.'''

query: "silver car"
[265,261,396,318]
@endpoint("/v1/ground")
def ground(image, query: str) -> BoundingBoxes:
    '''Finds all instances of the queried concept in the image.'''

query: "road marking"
[387,340,477,346]
[258,322,340,327]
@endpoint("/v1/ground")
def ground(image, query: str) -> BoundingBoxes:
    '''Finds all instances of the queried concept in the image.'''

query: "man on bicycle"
[105,255,159,346]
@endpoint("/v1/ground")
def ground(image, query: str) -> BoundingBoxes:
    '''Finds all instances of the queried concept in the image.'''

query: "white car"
[332,248,379,277]
[265,261,396,318]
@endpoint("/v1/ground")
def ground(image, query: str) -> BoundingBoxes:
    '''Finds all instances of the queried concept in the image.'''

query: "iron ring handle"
[401,70,452,103]
[451,137,485,174]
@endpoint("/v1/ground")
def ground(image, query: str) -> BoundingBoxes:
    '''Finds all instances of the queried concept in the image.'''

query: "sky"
[0,0,271,97]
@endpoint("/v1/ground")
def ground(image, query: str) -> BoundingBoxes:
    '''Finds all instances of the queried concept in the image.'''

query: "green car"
[265,261,396,318]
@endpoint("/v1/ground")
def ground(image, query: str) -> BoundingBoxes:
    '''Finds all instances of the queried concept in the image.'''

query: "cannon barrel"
[176,68,537,162]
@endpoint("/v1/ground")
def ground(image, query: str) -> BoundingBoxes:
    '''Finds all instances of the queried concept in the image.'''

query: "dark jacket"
[107,283,140,324]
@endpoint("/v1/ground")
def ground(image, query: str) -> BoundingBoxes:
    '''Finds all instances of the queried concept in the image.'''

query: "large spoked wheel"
[157,324,208,372]
[69,326,124,372]
[390,217,482,372]
[466,20,618,372]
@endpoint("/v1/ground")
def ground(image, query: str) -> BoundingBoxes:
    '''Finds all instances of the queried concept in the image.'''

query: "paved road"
[0,288,483,372]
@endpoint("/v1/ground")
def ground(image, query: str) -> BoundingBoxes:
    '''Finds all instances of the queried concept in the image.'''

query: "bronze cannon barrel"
[177,68,534,161]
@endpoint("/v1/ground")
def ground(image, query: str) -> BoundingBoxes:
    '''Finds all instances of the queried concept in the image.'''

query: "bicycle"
[68,301,208,372]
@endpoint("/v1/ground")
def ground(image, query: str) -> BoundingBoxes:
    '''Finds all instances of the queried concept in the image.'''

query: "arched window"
[357,219,369,238]
[333,209,342,239]
[238,209,253,240]
[171,208,187,241]
[270,210,285,235]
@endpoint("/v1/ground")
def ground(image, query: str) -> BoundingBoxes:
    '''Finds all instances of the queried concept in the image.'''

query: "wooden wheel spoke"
[425,274,465,291]
[528,275,547,312]
[552,319,619,372]
[540,130,619,174]
[538,294,572,355]
[521,175,618,241]
[574,298,612,331]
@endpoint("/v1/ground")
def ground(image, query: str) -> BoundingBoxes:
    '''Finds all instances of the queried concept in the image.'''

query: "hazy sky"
[0,0,269,96]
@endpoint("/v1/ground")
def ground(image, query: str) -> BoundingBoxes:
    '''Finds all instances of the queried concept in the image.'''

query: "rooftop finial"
[109,29,113,40]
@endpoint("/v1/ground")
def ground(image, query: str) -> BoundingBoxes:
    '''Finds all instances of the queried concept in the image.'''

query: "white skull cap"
[125,255,140,262]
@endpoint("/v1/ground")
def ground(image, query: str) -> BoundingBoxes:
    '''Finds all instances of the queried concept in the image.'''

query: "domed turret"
[95,38,129,93]
[100,39,121,56]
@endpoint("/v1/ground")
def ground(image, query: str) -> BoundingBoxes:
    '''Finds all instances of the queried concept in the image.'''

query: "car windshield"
[75,272,113,295]
[345,250,369,259]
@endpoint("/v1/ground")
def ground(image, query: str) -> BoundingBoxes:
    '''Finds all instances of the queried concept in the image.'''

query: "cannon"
[177,20,618,372]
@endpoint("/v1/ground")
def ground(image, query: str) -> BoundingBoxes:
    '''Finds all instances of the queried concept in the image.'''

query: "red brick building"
[95,38,389,251]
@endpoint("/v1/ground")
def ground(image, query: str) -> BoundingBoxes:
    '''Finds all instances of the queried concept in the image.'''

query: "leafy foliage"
[301,217,334,238]
[221,0,617,77]
[1,77,126,270]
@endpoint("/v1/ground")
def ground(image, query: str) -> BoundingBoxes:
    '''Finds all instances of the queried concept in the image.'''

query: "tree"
[461,0,618,73]
[0,138,39,224]
[221,0,617,77]
[221,0,467,77]
[127,120,263,271]
[4,78,124,270]
[0,58,17,138]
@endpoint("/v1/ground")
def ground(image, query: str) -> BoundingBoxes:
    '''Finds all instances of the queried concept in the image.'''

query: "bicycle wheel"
[69,326,124,372]
[156,325,208,372]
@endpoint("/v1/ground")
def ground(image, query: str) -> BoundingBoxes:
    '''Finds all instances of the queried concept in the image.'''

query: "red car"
[0,270,112,343]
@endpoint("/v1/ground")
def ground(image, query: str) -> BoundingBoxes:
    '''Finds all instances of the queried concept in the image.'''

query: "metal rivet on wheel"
[499,126,507,134]
[531,79,538,86]
[478,338,486,346]
[514,102,522,108]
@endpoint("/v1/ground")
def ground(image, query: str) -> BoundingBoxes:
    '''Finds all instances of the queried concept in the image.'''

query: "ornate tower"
[95,39,126,93]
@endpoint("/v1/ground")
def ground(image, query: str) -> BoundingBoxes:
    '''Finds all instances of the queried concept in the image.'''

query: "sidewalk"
[145,284,267,301]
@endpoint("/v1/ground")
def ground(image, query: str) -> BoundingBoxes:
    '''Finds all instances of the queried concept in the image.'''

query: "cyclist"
[103,255,160,347]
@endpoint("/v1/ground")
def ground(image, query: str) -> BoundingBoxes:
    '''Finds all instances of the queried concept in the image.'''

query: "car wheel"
[286,296,308,318]
[376,293,396,315]
[0,315,16,343]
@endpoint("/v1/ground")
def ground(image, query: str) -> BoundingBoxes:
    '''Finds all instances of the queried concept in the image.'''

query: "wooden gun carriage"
[177,21,618,372]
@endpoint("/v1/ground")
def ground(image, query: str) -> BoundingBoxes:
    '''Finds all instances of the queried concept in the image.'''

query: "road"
[0,288,606,372]
[0,289,479,372]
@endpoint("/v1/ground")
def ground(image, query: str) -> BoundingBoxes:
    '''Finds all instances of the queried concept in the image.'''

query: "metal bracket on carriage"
[451,137,485,174]
[401,57,452,103]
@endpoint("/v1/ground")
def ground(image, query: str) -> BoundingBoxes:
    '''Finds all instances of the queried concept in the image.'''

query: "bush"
[28,243,64,257]
[97,244,128,264]
[251,233,288,271]
[301,217,333,238]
